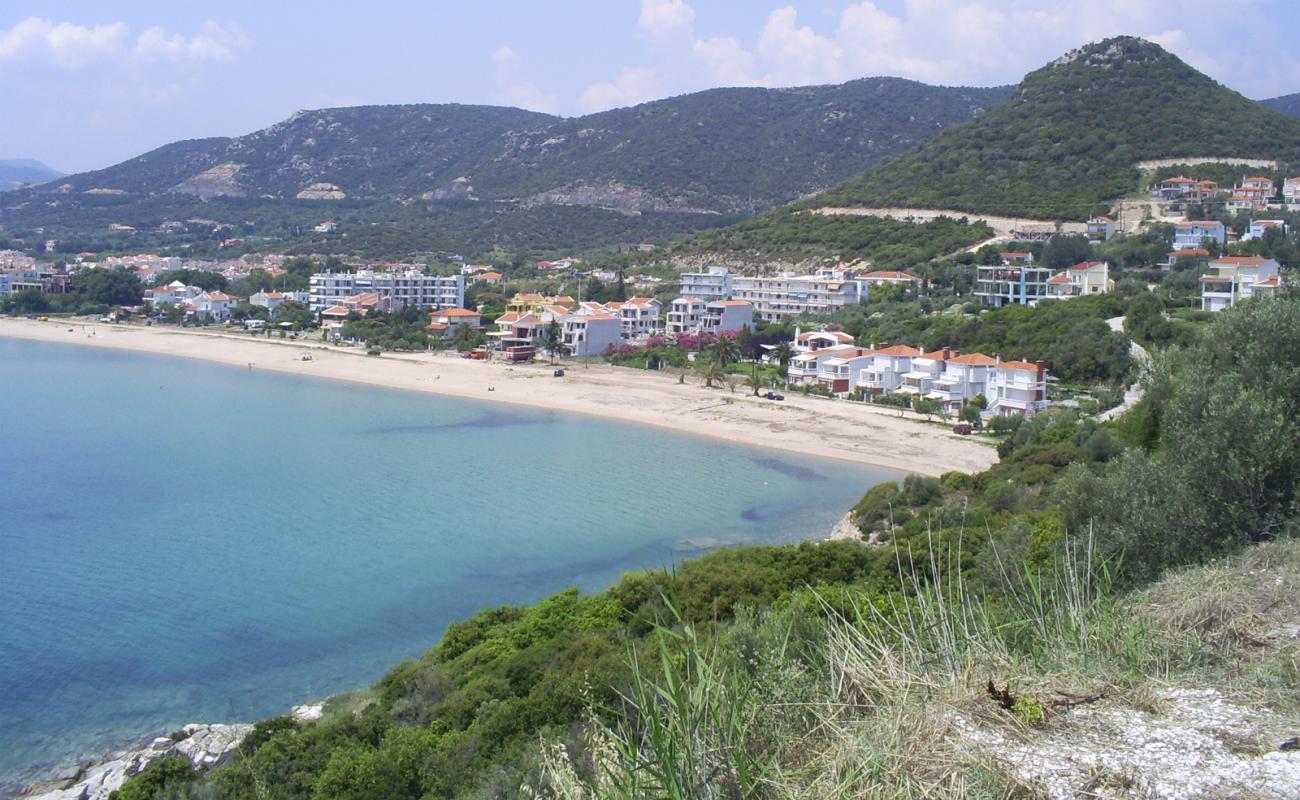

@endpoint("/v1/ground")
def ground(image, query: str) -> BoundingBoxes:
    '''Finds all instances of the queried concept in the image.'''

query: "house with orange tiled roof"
[1045,261,1113,298]
[988,359,1050,417]
[897,347,956,397]
[816,348,877,395]
[193,290,237,321]
[788,344,861,386]
[861,270,921,286]
[1086,216,1116,241]
[1152,176,1199,201]
[427,306,482,336]
[857,344,923,395]
[1200,256,1282,312]
[615,296,663,339]
[930,352,999,409]
[473,271,503,285]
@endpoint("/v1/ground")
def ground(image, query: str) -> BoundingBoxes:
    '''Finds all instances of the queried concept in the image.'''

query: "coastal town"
[4,168,1298,433]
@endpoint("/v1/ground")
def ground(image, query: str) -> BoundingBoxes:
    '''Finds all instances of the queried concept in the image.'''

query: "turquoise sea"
[0,337,902,787]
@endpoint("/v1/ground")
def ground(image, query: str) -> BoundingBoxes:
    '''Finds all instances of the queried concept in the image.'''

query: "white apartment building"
[975,253,1055,307]
[615,296,663,339]
[679,266,734,300]
[731,267,866,322]
[145,280,203,307]
[561,313,622,357]
[308,270,464,313]
[1284,177,1300,209]
[1200,256,1283,312]
[666,297,754,335]
[192,291,236,321]
[929,353,998,410]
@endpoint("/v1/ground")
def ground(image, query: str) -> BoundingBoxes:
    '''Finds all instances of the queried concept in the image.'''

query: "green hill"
[1262,91,1300,118]
[812,37,1300,220]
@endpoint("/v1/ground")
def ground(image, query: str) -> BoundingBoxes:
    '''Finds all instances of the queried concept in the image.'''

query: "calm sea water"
[0,337,901,786]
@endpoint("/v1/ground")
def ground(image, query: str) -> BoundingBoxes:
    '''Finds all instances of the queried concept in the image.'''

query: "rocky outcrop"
[296,182,346,200]
[525,180,721,215]
[18,724,253,800]
[172,164,246,199]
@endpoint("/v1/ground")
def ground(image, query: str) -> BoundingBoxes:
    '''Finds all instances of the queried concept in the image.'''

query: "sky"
[3,1,1299,174]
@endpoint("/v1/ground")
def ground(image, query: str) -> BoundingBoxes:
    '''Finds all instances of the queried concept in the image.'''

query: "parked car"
[764,392,785,401]
[462,350,489,360]
[952,423,973,435]
[553,368,565,377]
[366,347,381,356]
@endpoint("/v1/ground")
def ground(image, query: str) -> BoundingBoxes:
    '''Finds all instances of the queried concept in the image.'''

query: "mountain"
[0,80,1012,258]
[1261,91,1300,118]
[11,80,1010,215]
[0,159,62,191]
[810,37,1300,220]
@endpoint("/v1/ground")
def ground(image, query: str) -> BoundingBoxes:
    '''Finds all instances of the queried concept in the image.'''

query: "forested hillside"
[811,37,1300,220]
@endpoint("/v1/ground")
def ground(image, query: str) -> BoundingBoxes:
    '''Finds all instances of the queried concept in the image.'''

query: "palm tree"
[711,334,740,368]
[771,341,795,377]
[697,357,724,389]
[746,364,764,397]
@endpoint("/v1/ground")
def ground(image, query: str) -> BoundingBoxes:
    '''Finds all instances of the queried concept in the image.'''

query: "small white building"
[427,307,482,337]
[816,348,877,395]
[1241,220,1290,241]
[1086,216,1117,241]
[1283,177,1300,209]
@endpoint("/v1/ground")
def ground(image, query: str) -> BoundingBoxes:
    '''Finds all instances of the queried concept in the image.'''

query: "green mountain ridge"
[1261,91,1300,118]
[3,80,1011,217]
[807,36,1300,220]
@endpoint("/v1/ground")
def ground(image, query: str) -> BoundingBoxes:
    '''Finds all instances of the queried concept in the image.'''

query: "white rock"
[291,703,324,722]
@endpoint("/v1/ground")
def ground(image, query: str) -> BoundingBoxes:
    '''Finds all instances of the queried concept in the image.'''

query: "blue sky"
[3,1,1298,173]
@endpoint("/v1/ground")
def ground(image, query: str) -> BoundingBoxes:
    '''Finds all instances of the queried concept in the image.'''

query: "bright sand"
[0,317,996,477]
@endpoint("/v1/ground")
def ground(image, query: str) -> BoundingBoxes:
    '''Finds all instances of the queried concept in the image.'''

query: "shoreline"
[0,317,997,477]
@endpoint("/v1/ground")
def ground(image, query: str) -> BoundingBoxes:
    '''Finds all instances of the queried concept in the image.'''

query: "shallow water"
[0,337,902,785]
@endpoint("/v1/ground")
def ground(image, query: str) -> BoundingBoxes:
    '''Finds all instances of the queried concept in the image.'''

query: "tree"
[697,357,724,389]
[958,403,983,428]
[746,365,764,397]
[711,333,740,367]
[1041,235,1094,270]
[73,267,142,306]
[543,320,562,364]
[4,287,49,313]
[770,342,795,376]
[912,396,940,421]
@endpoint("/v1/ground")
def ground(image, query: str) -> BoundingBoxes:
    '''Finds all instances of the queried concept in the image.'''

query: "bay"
[0,337,901,786]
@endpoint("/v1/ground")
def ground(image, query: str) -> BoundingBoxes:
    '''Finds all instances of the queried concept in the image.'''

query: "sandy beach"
[1,317,996,477]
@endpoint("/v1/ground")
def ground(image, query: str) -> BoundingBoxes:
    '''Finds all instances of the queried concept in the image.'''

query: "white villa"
[612,296,663,339]
[987,360,1051,418]
[1045,261,1113,298]
[787,344,863,386]
[1200,256,1283,312]
[857,345,923,395]
[1241,220,1290,241]
[816,348,877,395]
[193,291,236,321]
[144,280,202,308]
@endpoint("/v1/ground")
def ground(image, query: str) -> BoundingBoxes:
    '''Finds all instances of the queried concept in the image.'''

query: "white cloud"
[692,37,756,85]
[0,17,129,68]
[132,21,251,63]
[639,0,696,39]
[755,7,844,85]
[0,16,250,69]
[577,67,661,112]
[490,45,558,114]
